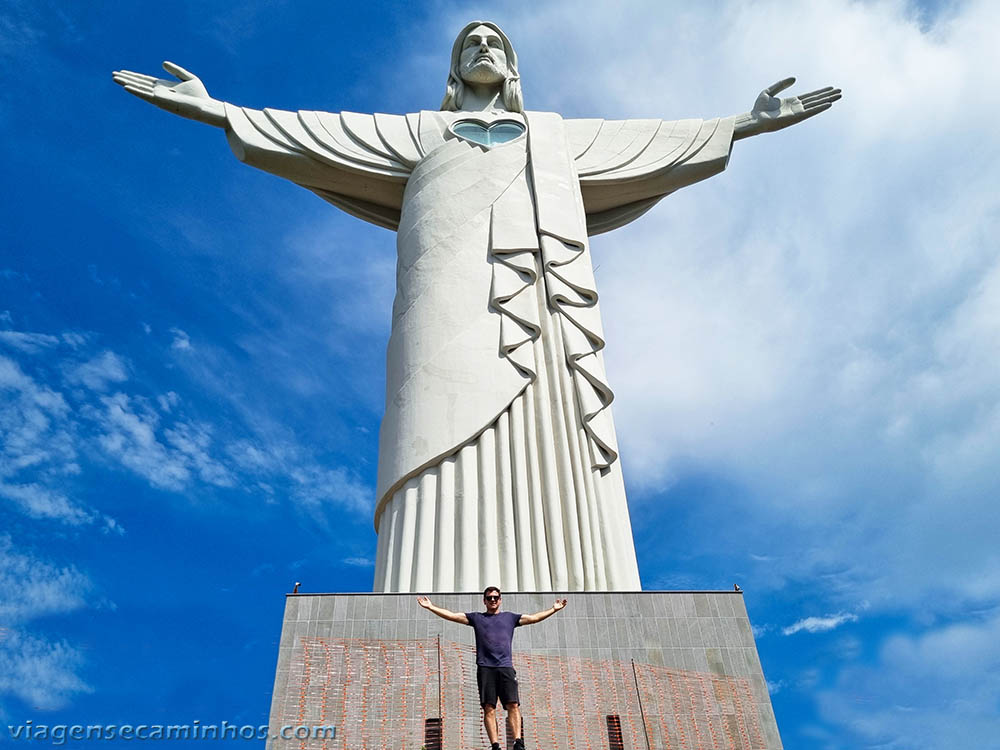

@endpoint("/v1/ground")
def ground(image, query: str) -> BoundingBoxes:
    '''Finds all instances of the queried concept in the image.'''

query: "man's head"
[483,586,502,613]
[441,21,523,113]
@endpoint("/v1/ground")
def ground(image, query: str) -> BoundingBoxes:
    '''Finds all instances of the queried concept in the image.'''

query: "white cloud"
[287,464,372,517]
[61,332,88,349]
[88,393,192,491]
[817,612,1000,749]
[342,556,374,568]
[169,327,191,350]
[0,334,371,519]
[783,611,858,636]
[0,482,94,525]
[86,388,370,515]
[0,330,60,354]
[0,538,93,711]
[62,350,128,391]
[0,536,90,624]
[0,354,97,525]
[0,629,91,710]
[164,421,236,488]
[157,390,180,412]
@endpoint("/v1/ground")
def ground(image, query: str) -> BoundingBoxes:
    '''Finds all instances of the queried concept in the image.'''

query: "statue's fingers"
[765,77,796,96]
[114,71,158,88]
[162,61,195,81]
[798,102,832,121]
[122,83,156,101]
[113,70,158,87]
[798,86,835,100]
[801,87,840,104]
[803,92,841,110]
[114,76,153,96]
[113,69,154,83]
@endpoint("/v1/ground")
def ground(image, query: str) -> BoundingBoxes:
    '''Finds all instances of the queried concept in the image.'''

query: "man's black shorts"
[477,666,519,707]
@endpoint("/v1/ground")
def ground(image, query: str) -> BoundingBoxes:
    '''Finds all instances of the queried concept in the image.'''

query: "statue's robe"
[223,103,735,591]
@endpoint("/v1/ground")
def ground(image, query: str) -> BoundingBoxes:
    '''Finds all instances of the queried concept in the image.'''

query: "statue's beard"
[461,59,505,85]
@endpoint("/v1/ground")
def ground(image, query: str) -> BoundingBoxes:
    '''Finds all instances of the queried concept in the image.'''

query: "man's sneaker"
[513,738,525,750]
[491,743,501,750]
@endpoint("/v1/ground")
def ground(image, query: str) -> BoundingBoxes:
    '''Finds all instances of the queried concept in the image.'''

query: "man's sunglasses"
[484,595,501,602]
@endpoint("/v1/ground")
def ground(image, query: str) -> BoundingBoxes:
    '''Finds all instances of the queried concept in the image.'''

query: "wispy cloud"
[288,464,372,517]
[62,350,128,391]
[0,536,90,624]
[0,629,91,709]
[783,612,858,636]
[0,538,94,709]
[0,354,97,526]
[0,481,95,526]
[817,612,1000,749]
[3,329,372,524]
[88,392,194,492]
[342,556,374,568]
[0,330,60,354]
[169,327,191,351]
[164,421,236,488]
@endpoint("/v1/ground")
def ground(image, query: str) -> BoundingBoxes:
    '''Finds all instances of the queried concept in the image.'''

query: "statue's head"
[441,21,523,113]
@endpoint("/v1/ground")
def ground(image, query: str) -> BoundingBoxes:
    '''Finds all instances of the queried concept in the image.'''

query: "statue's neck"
[462,82,505,112]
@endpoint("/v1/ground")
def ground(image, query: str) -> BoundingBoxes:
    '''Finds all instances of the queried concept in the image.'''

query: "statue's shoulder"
[334,110,423,168]
[558,117,605,159]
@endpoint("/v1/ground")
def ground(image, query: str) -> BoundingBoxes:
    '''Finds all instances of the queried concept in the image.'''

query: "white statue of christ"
[114,21,840,593]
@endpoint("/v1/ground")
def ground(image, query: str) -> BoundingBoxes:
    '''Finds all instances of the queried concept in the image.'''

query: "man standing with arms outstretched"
[417,588,567,750]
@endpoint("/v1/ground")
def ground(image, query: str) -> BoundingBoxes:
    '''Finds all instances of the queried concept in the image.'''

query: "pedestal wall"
[266,591,782,750]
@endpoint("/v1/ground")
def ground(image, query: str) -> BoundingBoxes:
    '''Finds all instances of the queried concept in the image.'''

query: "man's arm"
[416,596,469,625]
[518,598,568,626]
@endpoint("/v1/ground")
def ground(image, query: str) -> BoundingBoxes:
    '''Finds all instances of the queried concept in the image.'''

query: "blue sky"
[2,0,998,747]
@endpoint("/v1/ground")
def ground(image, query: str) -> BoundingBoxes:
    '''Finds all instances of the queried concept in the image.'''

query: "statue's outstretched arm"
[113,61,411,230]
[731,77,841,141]
[112,62,226,128]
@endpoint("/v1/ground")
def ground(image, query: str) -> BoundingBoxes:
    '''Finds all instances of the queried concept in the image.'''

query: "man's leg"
[496,667,523,748]
[483,704,499,746]
[505,702,522,740]
[478,667,501,748]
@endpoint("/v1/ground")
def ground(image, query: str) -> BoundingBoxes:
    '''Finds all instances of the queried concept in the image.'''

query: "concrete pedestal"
[266,591,782,750]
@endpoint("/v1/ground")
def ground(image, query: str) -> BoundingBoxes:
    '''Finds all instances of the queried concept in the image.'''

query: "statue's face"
[458,24,508,86]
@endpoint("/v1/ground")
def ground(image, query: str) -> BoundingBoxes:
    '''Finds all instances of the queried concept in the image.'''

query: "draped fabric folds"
[223,103,735,591]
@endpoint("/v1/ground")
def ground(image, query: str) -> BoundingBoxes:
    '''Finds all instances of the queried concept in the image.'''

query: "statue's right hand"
[112,62,226,127]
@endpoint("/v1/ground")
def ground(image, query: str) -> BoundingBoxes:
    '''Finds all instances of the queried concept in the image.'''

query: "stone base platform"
[266,591,782,749]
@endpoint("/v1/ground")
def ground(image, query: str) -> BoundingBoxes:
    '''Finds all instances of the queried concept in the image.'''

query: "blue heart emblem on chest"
[451,119,526,148]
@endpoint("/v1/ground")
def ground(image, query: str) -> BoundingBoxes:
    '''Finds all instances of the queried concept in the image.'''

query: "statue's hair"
[440,21,523,113]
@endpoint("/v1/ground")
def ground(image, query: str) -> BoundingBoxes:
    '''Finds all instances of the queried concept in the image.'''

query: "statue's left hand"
[735,77,841,139]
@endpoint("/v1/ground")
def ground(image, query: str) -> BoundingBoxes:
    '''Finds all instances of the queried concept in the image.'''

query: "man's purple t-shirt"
[465,611,522,667]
